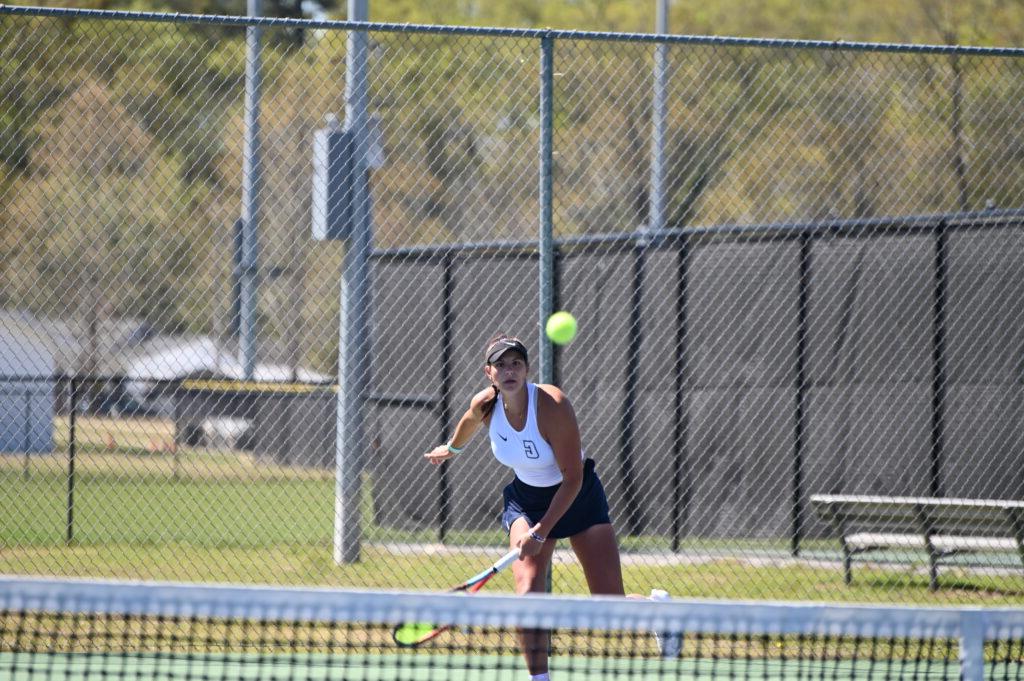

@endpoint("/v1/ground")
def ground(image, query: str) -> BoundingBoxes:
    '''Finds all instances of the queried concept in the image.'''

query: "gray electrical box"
[312,127,355,241]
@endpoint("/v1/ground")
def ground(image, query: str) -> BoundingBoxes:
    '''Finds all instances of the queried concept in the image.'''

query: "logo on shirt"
[523,440,539,459]
[497,433,508,441]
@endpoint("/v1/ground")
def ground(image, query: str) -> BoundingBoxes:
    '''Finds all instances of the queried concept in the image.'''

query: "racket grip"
[493,549,520,572]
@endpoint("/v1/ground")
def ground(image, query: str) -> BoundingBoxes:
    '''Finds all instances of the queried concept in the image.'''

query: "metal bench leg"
[915,504,940,591]
[1006,510,1024,575]
[826,508,854,586]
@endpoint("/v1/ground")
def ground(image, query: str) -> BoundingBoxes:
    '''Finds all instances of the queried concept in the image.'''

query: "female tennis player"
[424,334,625,681]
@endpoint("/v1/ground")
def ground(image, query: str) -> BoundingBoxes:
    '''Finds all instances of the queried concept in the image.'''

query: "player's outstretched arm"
[424,386,497,465]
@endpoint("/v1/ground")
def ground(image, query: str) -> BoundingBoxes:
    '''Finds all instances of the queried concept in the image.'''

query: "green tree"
[6,79,219,348]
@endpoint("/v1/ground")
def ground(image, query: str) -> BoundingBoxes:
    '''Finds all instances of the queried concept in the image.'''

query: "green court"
[0,652,985,680]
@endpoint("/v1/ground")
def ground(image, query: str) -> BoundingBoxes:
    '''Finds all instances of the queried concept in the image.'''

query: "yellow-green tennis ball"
[546,311,578,345]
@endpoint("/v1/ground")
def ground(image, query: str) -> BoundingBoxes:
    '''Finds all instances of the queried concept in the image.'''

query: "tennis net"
[2,576,1022,680]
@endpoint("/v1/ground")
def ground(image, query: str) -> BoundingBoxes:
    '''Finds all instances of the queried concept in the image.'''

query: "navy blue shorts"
[501,458,611,539]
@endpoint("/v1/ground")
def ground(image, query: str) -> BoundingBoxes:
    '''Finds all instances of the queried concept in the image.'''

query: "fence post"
[66,375,77,545]
[538,33,555,386]
[240,0,264,380]
[333,0,372,564]
[671,235,690,552]
[931,221,948,498]
[22,387,30,479]
[649,0,668,232]
[620,243,645,535]
[438,254,455,543]
[792,232,811,556]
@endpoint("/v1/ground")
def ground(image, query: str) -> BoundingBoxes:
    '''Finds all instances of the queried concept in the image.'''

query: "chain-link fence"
[2,6,1024,605]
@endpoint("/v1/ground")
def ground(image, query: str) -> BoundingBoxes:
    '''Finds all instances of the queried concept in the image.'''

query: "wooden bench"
[810,494,1024,591]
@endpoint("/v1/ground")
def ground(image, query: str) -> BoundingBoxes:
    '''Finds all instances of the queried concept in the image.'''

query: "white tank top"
[489,383,564,487]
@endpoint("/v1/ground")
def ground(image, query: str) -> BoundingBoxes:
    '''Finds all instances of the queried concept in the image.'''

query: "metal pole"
[438,255,454,543]
[792,233,811,556]
[333,0,372,564]
[538,35,555,386]
[66,376,77,545]
[240,0,264,380]
[538,34,555,596]
[671,236,690,552]
[649,0,669,231]
[620,246,644,535]
[23,388,30,479]
[931,222,948,498]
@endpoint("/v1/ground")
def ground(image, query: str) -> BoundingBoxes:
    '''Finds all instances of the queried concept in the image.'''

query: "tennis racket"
[392,548,520,647]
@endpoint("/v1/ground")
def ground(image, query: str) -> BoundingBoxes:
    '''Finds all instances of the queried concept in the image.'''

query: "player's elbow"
[560,467,583,493]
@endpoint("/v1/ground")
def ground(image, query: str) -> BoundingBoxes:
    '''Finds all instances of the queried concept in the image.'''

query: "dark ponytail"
[481,385,500,418]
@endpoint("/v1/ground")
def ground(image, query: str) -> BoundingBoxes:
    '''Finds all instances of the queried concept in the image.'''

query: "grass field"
[2,416,1022,605]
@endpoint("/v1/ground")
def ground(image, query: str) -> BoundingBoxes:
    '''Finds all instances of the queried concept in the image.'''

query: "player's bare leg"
[569,523,625,595]
[510,517,558,678]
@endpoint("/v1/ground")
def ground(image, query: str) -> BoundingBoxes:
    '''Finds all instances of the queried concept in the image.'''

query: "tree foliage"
[2,0,1024,374]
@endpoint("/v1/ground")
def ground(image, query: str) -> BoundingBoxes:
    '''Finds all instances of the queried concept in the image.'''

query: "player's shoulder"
[534,384,578,431]
[470,385,497,407]
[535,383,570,407]
[469,386,498,422]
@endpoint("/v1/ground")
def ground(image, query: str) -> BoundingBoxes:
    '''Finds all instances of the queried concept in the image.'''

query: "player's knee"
[514,573,543,594]
[513,566,546,595]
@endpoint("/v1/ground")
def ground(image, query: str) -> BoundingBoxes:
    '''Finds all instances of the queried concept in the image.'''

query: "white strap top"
[489,383,564,487]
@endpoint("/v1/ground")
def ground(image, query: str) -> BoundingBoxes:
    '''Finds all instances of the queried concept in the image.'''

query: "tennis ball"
[545,311,578,345]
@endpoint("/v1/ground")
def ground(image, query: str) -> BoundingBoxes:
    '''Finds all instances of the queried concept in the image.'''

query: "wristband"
[529,531,546,543]
[446,443,464,454]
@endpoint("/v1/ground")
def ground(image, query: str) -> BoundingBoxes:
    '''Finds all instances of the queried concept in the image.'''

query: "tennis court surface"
[3,577,1023,680]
